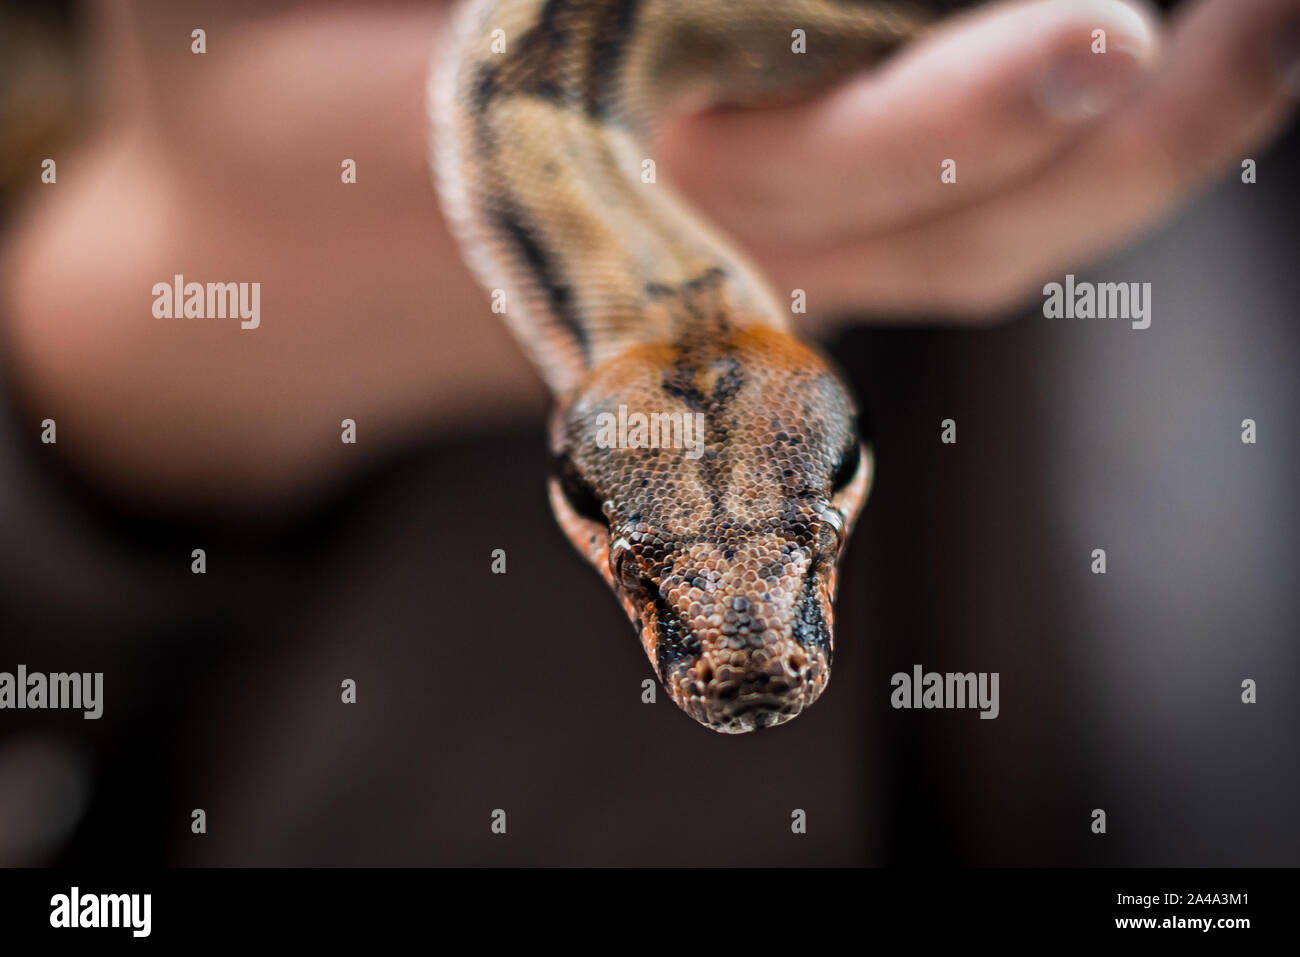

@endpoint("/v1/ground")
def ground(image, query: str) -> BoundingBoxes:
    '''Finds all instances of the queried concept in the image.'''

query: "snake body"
[433,0,950,732]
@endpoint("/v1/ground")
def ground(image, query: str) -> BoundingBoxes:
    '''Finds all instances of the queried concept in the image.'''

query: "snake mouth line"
[676,683,813,734]
[708,692,808,733]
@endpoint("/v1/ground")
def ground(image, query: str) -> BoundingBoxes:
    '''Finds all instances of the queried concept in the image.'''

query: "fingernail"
[1037,47,1148,121]
[1273,15,1300,96]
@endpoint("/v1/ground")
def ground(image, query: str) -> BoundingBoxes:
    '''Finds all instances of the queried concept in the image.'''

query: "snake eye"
[610,538,643,591]
[554,453,607,524]
[830,438,861,493]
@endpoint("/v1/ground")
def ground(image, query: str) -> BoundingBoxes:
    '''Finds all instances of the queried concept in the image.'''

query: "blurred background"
[0,0,1296,866]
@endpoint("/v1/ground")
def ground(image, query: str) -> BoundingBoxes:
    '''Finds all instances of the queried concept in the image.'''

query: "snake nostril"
[696,662,714,685]
[785,651,807,676]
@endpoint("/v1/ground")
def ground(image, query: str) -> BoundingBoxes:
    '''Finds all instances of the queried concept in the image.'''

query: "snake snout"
[652,555,837,733]
[683,642,826,734]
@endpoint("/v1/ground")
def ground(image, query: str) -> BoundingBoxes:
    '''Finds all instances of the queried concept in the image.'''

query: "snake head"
[548,327,873,733]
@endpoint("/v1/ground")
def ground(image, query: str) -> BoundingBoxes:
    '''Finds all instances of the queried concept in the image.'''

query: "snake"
[432,0,959,732]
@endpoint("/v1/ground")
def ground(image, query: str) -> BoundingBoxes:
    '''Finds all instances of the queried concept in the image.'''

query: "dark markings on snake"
[584,0,643,119]
[707,356,743,407]
[467,67,503,155]
[469,7,568,115]
[653,587,700,679]
[470,0,643,122]
[644,266,728,303]
[684,266,727,291]
[792,570,832,659]
[490,202,590,359]
[661,347,745,521]
[470,64,497,114]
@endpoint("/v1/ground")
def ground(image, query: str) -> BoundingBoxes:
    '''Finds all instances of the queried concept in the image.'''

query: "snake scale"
[432,0,962,732]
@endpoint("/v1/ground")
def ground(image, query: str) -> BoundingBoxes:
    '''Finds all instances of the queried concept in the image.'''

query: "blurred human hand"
[658,0,1300,321]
